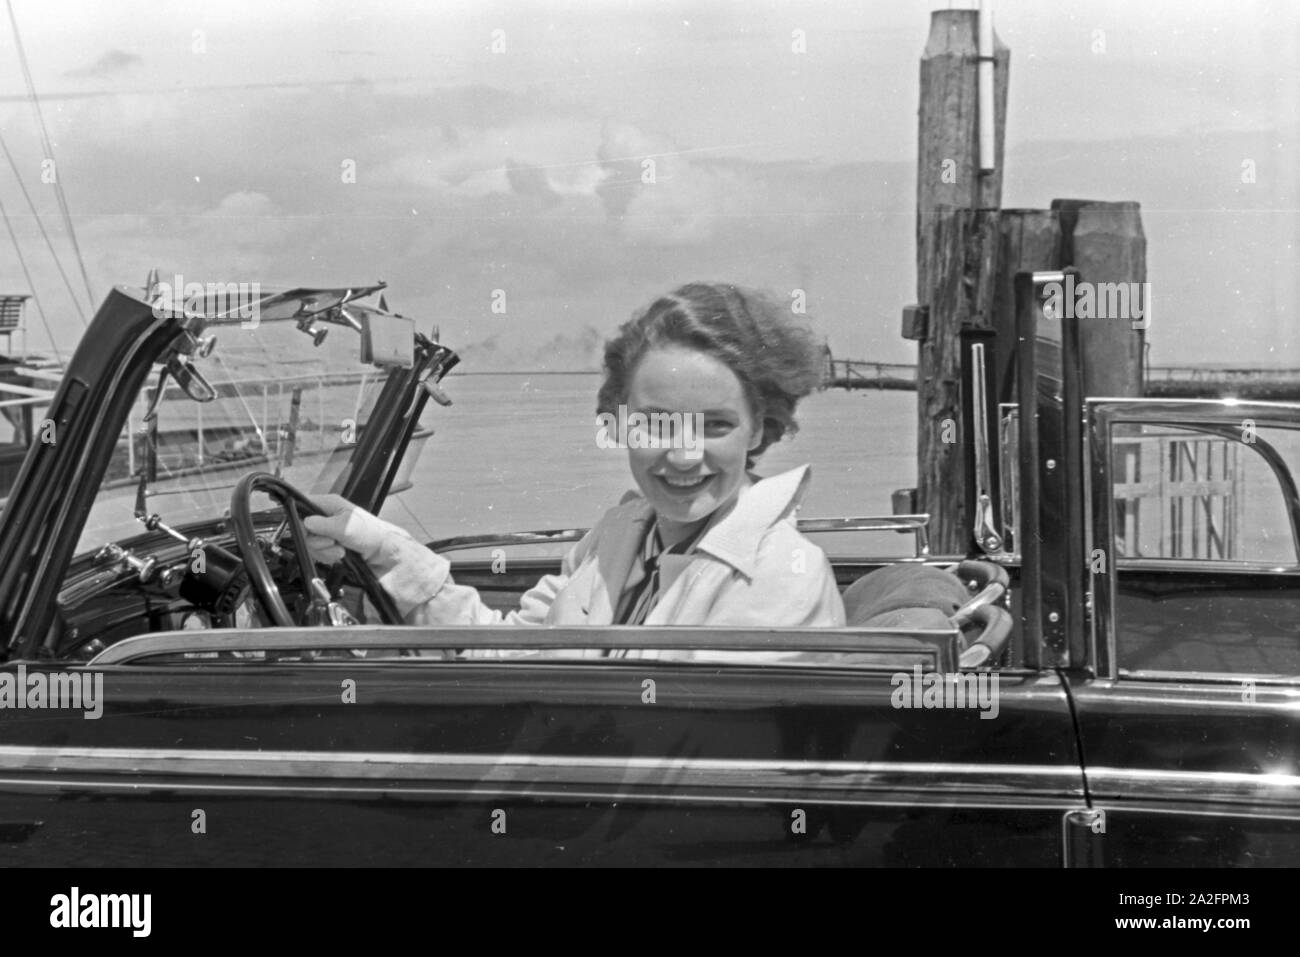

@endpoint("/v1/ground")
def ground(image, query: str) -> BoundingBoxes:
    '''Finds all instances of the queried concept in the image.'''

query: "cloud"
[64,49,141,79]
[594,123,773,246]
[211,191,278,219]
[374,112,603,202]
[504,158,559,203]
[595,123,655,216]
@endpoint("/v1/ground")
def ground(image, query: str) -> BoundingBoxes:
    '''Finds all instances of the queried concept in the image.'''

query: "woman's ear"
[747,422,764,451]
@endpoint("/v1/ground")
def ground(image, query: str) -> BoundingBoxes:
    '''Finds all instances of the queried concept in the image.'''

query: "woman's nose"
[663,443,704,468]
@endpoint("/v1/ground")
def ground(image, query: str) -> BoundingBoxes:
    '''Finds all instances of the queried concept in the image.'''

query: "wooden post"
[990,209,1060,405]
[910,9,1009,554]
[1051,199,1146,397]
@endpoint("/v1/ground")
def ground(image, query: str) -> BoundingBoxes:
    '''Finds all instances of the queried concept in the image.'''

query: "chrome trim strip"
[0,777,1077,811]
[1085,766,1300,813]
[1082,398,1099,679]
[1113,558,1300,574]
[424,528,587,551]
[1114,669,1300,684]
[969,342,1007,557]
[87,624,960,667]
[3,748,1294,818]
[1067,803,1300,822]
[1072,679,1300,703]
[1089,401,1121,678]
[1089,765,1300,789]
[0,746,1084,805]
[430,516,934,560]
[998,403,1021,561]
[1061,810,1072,867]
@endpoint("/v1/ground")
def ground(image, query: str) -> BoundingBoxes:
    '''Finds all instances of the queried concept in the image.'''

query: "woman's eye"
[703,419,733,436]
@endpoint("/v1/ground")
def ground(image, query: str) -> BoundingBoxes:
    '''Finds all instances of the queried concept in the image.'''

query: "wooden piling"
[912,9,1009,555]
[1051,199,1147,396]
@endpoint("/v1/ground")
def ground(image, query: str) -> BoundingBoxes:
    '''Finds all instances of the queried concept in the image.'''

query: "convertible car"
[0,273,1295,866]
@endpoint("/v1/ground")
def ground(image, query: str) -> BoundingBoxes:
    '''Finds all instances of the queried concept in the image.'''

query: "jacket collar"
[616,465,813,581]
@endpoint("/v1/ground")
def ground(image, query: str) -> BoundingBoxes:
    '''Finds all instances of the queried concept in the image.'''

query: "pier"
[824,359,917,391]
[1142,366,1300,401]
[827,358,1300,401]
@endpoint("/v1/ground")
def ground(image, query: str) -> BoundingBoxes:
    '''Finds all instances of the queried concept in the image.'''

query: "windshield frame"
[0,283,456,657]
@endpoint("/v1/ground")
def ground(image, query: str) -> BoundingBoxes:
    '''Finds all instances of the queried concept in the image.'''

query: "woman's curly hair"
[597,282,827,468]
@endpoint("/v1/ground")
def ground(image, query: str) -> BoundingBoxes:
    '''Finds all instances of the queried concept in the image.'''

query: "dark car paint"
[1066,671,1300,867]
[0,659,1080,866]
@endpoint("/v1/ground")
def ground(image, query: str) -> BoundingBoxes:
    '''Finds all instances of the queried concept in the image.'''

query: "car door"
[0,623,1081,866]
[1069,398,1300,866]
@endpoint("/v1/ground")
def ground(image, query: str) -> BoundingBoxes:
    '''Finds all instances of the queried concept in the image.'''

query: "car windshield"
[76,311,393,555]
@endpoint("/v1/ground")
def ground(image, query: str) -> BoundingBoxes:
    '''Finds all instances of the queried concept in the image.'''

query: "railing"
[123,370,379,480]
[1144,366,1300,400]
[1112,430,1242,560]
[824,361,1300,399]
[824,360,917,390]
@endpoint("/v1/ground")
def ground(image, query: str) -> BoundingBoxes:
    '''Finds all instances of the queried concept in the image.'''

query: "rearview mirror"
[361,310,415,369]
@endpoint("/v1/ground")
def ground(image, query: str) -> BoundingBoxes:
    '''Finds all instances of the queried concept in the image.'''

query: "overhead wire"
[0,130,88,327]
[5,0,96,314]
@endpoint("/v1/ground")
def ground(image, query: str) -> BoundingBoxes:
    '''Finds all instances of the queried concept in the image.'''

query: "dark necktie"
[614,523,666,628]
[610,519,711,642]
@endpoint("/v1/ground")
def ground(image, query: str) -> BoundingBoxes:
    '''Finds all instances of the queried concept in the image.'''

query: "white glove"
[301,494,392,564]
[302,494,448,619]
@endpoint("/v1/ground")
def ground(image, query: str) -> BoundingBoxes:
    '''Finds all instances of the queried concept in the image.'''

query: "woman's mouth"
[656,473,716,494]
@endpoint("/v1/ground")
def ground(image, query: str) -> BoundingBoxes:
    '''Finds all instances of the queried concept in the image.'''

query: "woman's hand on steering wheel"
[229,473,404,627]
[300,493,392,565]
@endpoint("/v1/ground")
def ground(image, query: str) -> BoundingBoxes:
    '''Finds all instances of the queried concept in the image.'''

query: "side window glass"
[1111,423,1297,565]
[1110,421,1300,678]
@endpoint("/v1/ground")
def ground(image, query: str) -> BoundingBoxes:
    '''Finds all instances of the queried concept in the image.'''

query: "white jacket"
[378,465,845,641]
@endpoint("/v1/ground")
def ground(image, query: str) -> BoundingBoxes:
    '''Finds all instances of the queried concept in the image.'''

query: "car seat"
[843,560,1012,669]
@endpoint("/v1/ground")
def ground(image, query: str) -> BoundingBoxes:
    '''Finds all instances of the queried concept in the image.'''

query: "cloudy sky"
[0,0,1295,368]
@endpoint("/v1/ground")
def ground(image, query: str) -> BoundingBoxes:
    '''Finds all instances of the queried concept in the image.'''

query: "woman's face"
[623,345,762,536]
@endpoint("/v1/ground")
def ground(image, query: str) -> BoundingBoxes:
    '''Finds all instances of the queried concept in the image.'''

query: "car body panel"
[1066,396,1300,866]
[0,649,1080,866]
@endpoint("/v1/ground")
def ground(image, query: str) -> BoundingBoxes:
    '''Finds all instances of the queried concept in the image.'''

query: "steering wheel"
[229,472,403,627]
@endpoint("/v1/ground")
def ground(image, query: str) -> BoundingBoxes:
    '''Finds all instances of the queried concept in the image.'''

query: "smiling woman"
[303,281,846,643]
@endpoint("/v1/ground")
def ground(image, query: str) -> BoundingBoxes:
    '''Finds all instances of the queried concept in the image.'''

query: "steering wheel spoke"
[281,498,320,587]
